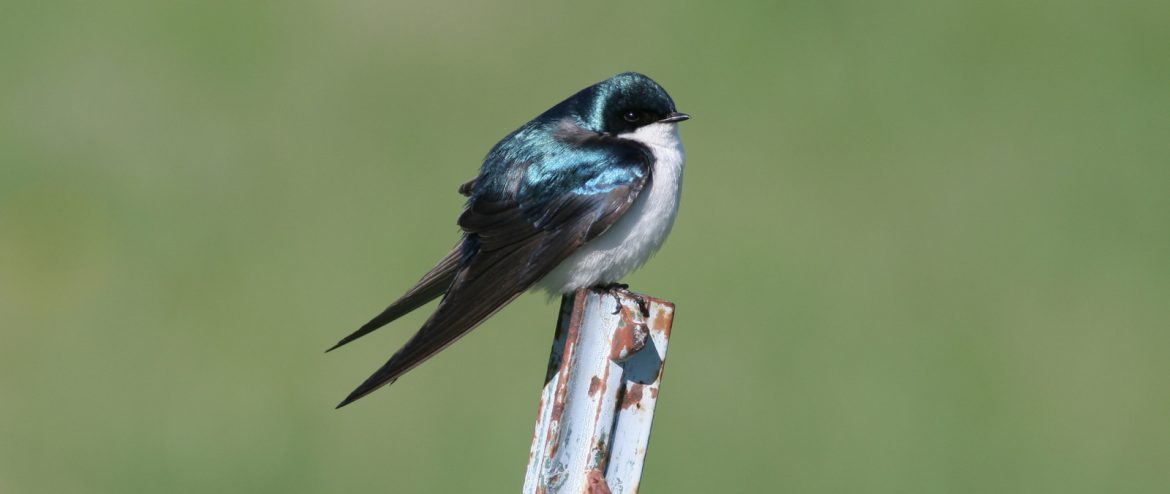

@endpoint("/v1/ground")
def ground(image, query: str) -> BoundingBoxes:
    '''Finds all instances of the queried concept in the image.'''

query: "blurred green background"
[2,0,1168,492]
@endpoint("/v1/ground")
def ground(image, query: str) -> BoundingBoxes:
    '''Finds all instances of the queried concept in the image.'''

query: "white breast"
[536,122,685,294]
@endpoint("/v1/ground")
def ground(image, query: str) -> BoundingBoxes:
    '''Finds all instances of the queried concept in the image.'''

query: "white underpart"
[537,122,685,294]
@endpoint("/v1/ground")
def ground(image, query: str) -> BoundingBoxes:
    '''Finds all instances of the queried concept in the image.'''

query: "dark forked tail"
[326,244,463,353]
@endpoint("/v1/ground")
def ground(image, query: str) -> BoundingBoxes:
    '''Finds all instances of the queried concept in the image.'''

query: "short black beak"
[659,112,691,123]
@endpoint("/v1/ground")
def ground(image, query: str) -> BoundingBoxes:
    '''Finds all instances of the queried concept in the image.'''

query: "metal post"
[523,288,675,494]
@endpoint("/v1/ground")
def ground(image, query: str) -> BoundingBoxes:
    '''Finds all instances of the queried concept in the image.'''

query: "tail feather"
[326,244,463,352]
[334,260,527,408]
[333,231,554,408]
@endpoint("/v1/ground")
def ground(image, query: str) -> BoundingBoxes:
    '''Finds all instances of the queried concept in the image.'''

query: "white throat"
[537,122,686,294]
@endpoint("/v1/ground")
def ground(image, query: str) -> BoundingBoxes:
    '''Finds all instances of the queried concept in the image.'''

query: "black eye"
[622,111,640,123]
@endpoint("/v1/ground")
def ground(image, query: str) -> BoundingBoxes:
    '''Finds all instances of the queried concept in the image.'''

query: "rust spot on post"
[589,376,601,396]
[623,383,646,410]
[652,304,674,335]
[610,306,649,362]
[586,469,612,494]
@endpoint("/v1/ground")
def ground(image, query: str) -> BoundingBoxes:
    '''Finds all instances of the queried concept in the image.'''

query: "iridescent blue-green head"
[558,72,689,135]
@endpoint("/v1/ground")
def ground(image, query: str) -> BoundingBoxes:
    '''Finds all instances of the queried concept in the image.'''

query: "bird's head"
[571,72,689,135]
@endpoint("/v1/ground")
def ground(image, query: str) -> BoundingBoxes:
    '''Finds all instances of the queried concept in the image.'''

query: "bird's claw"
[597,283,650,317]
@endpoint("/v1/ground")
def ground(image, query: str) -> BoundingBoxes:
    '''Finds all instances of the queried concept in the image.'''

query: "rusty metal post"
[524,288,675,494]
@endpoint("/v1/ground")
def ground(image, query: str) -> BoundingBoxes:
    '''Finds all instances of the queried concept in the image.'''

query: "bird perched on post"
[328,72,689,408]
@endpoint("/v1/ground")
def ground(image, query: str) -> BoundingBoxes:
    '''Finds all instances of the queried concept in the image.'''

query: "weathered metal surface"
[604,301,672,494]
[524,288,675,494]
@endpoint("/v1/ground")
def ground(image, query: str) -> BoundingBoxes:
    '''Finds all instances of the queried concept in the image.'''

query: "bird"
[328,72,689,408]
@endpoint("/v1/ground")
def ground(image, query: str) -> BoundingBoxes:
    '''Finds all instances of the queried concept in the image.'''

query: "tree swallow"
[329,72,688,408]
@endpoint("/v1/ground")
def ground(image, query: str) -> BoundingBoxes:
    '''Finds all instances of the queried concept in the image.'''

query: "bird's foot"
[596,283,650,317]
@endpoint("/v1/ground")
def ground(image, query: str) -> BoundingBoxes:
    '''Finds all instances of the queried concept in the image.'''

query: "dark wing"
[325,244,463,352]
[336,142,652,407]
